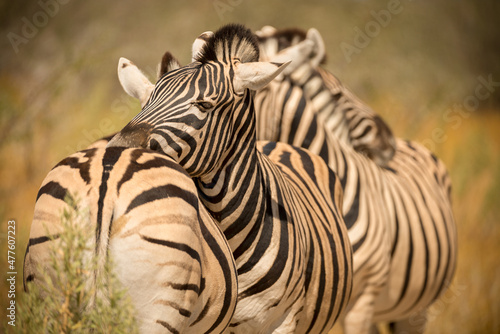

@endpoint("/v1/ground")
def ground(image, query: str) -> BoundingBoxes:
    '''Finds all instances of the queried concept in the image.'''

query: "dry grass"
[1,0,499,332]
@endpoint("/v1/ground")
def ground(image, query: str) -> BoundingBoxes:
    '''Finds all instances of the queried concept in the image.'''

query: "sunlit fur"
[256,27,396,167]
[24,147,237,334]
[255,27,457,334]
[108,24,353,333]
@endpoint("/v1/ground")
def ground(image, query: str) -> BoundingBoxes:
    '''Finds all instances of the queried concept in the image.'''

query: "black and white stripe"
[24,147,238,334]
[108,24,353,333]
[256,26,397,167]
[253,27,457,333]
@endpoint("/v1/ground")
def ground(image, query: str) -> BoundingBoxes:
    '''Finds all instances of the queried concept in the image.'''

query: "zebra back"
[256,26,397,167]
[24,147,237,334]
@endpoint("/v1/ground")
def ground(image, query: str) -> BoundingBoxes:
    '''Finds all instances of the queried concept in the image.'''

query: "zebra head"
[108,24,289,178]
[256,25,326,69]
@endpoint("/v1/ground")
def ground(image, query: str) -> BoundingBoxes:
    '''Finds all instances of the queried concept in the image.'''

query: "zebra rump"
[23,147,237,334]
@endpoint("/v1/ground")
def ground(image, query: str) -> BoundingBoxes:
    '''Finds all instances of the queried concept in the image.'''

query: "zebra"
[249,27,457,333]
[23,146,238,334]
[111,26,457,333]
[255,25,397,167]
[107,24,353,333]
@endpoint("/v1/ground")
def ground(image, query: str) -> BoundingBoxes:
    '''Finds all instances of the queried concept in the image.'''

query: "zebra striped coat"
[107,24,353,333]
[252,27,457,333]
[24,147,238,334]
[256,26,396,167]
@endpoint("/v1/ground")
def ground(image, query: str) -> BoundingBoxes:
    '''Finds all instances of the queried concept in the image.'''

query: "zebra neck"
[195,146,266,244]
[289,63,351,145]
[195,101,267,247]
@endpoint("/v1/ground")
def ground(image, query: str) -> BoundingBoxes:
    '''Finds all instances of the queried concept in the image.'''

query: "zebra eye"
[194,101,214,110]
[149,139,161,152]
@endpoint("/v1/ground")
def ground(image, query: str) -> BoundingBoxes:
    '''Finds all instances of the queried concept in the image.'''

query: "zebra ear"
[157,51,181,79]
[268,39,315,75]
[192,31,214,62]
[268,28,325,74]
[255,25,277,37]
[233,60,291,93]
[306,28,326,67]
[118,57,154,108]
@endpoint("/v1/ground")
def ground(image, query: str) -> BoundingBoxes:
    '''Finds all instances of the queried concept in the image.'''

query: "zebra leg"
[343,293,376,334]
[388,310,427,334]
[270,302,303,334]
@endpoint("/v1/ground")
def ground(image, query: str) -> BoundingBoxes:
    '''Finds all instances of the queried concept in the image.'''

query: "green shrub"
[8,196,138,334]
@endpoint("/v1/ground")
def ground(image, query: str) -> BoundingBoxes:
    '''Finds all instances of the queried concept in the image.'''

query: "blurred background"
[1,0,499,332]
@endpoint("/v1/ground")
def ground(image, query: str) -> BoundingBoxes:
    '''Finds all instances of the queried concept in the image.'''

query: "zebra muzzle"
[106,122,152,149]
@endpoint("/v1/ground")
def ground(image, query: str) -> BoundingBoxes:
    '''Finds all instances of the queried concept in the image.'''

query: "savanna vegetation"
[5,197,138,333]
[1,0,499,332]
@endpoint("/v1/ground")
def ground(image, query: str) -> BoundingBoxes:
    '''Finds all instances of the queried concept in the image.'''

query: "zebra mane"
[258,27,307,49]
[195,23,260,64]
